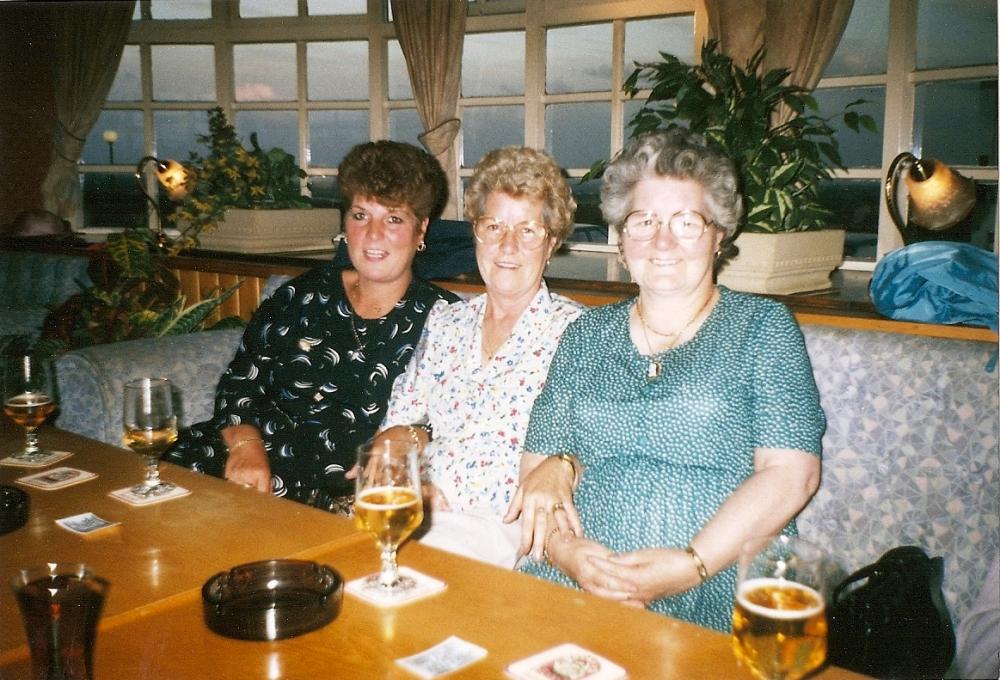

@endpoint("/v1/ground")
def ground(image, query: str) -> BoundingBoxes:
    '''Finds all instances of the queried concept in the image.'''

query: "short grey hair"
[600,128,743,241]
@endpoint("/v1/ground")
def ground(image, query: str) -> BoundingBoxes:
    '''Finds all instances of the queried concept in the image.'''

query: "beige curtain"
[41,1,135,224]
[705,0,854,122]
[390,0,465,219]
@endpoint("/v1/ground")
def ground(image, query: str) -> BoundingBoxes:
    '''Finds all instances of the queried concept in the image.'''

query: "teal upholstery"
[0,251,91,338]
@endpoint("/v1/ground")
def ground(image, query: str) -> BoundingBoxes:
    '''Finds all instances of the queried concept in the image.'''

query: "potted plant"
[38,227,243,351]
[168,107,341,254]
[587,40,877,294]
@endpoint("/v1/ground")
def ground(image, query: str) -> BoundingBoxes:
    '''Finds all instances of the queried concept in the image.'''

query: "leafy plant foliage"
[585,40,877,234]
[167,107,312,250]
[40,228,243,351]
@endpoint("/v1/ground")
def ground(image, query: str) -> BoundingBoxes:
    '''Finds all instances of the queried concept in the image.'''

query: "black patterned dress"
[166,263,458,509]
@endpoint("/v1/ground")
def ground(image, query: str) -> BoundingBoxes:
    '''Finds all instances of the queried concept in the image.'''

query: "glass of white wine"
[122,377,178,497]
[353,438,423,593]
[732,535,830,680]
[3,354,58,462]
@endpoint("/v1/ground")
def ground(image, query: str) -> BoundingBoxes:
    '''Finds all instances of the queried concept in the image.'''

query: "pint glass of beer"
[732,535,829,680]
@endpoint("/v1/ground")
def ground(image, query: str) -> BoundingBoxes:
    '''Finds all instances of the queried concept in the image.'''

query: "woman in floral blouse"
[376,146,583,567]
[166,141,458,512]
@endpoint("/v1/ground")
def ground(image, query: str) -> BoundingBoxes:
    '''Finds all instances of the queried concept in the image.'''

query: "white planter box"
[196,208,341,254]
[717,229,845,295]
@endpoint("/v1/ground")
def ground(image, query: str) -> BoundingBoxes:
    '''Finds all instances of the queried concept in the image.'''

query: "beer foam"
[6,393,53,407]
[736,577,824,620]
[356,486,419,510]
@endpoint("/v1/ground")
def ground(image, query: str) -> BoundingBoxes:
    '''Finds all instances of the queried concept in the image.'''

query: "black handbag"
[828,546,956,679]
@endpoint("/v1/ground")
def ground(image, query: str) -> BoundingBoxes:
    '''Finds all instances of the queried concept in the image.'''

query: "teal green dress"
[519,286,825,632]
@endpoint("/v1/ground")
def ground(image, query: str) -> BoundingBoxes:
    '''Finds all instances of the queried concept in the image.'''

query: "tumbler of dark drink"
[11,564,108,680]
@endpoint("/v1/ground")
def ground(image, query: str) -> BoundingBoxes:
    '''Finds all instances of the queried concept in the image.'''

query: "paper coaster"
[0,450,73,468]
[346,566,446,607]
[109,483,191,506]
[506,643,628,680]
[16,466,96,490]
[56,512,121,535]
[397,636,488,678]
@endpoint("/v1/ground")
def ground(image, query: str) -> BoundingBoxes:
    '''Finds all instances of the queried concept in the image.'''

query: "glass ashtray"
[201,559,343,640]
[0,485,29,535]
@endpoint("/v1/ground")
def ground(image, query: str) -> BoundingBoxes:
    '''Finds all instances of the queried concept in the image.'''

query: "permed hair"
[338,140,447,222]
[600,128,743,241]
[464,146,577,248]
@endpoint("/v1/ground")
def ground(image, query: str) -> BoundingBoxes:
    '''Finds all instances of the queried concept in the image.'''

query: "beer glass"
[12,563,108,680]
[353,439,423,592]
[732,535,829,680]
[122,377,177,496]
[3,354,58,462]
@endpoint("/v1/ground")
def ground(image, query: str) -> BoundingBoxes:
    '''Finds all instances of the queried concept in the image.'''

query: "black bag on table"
[828,545,956,679]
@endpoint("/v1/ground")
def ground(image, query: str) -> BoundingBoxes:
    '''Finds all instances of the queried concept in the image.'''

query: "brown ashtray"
[0,485,29,535]
[201,559,343,640]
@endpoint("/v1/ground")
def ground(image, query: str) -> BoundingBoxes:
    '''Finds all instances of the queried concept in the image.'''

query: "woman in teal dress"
[507,129,826,632]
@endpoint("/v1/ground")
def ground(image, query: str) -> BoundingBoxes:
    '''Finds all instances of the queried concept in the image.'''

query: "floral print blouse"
[381,283,583,518]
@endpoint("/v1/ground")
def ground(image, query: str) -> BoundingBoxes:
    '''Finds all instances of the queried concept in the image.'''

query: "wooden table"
[1,425,868,679]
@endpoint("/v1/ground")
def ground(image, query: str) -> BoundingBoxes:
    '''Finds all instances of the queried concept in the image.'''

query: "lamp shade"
[155,160,195,201]
[885,152,976,233]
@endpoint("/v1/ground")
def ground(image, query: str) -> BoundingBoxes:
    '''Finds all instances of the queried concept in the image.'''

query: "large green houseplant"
[167,107,313,251]
[588,40,876,293]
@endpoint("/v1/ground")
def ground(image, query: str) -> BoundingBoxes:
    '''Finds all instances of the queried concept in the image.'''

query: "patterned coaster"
[0,450,73,468]
[16,466,96,490]
[346,566,446,607]
[109,483,191,506]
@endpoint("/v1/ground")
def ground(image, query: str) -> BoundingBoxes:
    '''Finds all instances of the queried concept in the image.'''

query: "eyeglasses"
[472,216,550,249]
[621,210,714,242]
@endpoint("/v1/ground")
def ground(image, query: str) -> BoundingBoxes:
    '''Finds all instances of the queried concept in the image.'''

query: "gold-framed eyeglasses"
[472,216,549,249]
[622,210,714,242]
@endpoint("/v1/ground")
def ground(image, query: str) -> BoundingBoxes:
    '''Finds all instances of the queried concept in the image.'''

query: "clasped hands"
[504,455,701,607]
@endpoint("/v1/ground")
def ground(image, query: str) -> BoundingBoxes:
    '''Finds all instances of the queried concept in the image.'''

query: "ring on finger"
[553,502,565,512]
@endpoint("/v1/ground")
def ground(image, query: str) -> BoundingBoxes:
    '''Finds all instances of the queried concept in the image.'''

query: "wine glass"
[122,377,178,497]
[353,439,423,593]
[2,354,58,462]
[732,535,830,680]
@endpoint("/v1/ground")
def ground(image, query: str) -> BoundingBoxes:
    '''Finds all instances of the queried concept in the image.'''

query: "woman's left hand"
[587,547,703,607]
[505,453,582,560]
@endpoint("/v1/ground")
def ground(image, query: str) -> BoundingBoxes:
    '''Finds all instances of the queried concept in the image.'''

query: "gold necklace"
[635,288,716,381]
[347,280,387,362]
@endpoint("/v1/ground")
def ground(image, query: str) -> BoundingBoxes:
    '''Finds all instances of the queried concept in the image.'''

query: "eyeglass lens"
[624,211,708,241]
[474,218,547,248]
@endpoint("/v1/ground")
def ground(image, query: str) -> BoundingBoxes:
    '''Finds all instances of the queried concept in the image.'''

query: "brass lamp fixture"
[135,156,195,248]
[885,152,976,237]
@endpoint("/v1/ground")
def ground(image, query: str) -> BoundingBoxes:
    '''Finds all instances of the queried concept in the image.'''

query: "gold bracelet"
[685,545,709,584]
[228,436,264,452]
[553,453,578,488]
[405,425,422,450]
[542,526,562,564]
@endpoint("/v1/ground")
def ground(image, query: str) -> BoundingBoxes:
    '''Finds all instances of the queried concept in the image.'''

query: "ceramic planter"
[717,229,845,295]
[196,208,341,254]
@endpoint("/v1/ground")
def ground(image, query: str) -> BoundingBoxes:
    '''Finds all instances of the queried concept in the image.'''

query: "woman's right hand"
[504,453,583,560]
[221,426,271,492]
[546,534,638,603]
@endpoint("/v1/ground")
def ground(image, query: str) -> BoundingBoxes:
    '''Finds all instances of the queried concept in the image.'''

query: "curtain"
[390,0,465,219]
[40,1,135,224]
[705,0,854,122]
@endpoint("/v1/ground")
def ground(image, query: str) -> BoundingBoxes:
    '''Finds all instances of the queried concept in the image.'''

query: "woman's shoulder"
[410,277,462,305]
[718,286,795,322]
[545,290,587,321]
[561,298,630,338]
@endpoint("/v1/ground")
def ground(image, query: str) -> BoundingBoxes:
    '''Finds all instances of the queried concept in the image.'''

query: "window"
[84,0,997,268]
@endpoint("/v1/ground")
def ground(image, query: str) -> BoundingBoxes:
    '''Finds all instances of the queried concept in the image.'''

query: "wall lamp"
[135,156,195,249]
[885,152,976,239]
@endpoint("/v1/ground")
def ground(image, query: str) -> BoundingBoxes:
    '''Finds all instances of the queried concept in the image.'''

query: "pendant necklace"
[347,281,385,362]
[635,288,716,381]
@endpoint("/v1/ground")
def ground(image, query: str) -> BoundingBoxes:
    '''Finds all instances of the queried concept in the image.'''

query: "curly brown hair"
[464,146,576,248]
[338,140,447,222]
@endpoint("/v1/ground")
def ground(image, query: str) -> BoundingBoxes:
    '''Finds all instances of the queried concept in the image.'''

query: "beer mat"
[0,450,73,468]
[396,636,488,678]
[345,567,446,607]
[16,466,97,490]
[109,484,191,506]
[56,512,121,534]
[506,643,628,680]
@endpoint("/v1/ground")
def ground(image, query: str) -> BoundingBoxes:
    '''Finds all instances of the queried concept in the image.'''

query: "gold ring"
[242,482,254,488]
[553,502,565,512]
